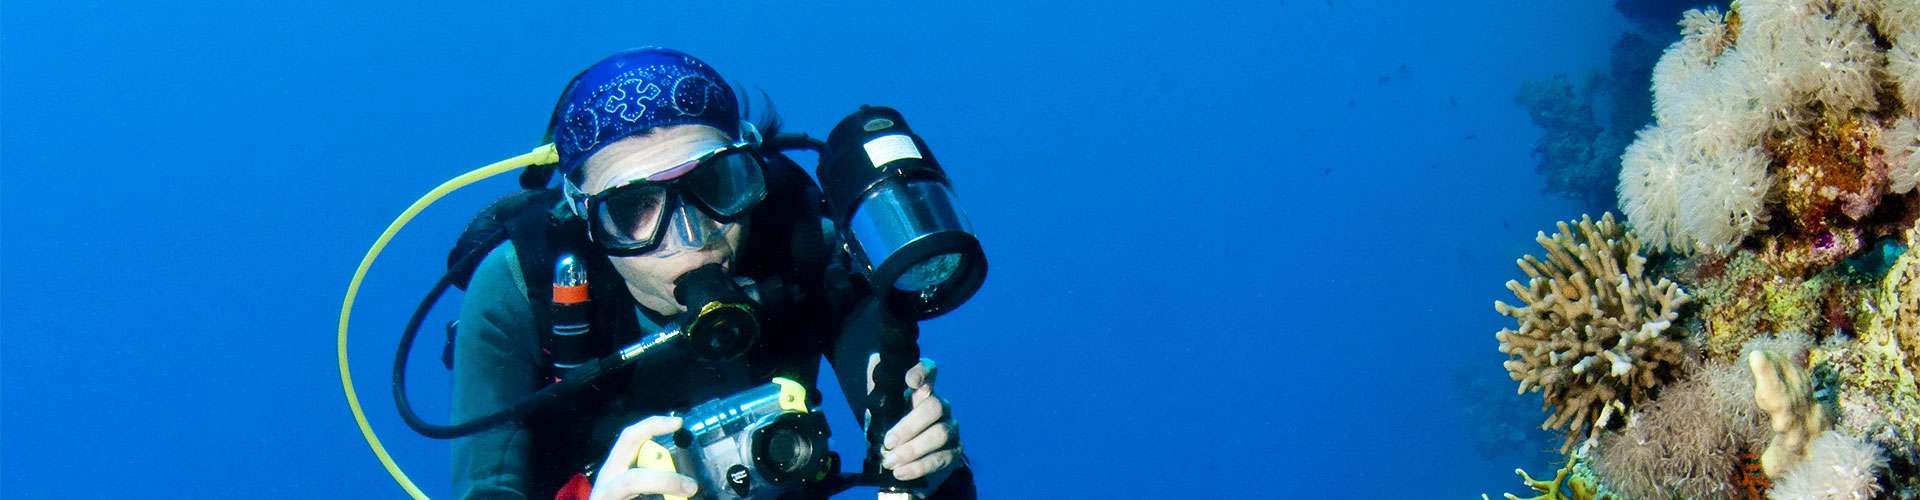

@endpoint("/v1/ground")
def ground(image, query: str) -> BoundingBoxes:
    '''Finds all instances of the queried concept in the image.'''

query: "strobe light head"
[819,106,987,321]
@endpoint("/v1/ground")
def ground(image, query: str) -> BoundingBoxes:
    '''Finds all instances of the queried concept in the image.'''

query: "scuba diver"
[437,48,976,499]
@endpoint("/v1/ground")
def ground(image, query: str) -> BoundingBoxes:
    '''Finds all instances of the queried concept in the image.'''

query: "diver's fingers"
[911,383,939,406]
[889,446,960,481]
[883,395,951,455]
[595,467,700,500]
[904,358,938,390]
[600,416,681,476]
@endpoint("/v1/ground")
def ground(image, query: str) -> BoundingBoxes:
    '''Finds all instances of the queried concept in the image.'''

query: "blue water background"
[3,1,1628,497]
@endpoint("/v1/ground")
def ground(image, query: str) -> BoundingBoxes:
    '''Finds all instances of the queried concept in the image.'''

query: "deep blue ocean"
[3,1,1651,497]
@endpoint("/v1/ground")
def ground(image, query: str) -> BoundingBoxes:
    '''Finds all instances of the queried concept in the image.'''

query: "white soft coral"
[1620,126,1690,251]
[1886,117,1920,193]
[1623,7,1775,254]
[1680,144,1773,253]
[1890,26,1920,113]
[1768,431,1888,500]
[1797,7,1884,114]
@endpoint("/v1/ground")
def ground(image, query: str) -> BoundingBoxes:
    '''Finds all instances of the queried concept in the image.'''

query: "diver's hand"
[866,354,963,482]
[589,416,699,500]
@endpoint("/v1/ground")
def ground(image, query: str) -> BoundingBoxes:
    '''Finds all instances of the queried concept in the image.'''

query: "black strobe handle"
[853,297,927,495]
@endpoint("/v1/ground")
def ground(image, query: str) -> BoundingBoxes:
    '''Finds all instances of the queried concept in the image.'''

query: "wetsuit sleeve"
[450,243,541,499]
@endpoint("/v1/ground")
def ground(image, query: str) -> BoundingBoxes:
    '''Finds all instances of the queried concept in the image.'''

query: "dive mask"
[568,125,767,257]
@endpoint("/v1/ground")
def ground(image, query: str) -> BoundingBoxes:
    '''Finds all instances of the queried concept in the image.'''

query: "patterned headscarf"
[552,47,739,183]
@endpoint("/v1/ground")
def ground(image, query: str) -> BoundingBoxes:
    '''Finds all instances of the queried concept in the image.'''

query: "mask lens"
[682,150,766,218]
[592,184,669,250]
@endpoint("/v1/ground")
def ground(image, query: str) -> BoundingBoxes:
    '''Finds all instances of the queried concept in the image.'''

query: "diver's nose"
[667,202,718,249]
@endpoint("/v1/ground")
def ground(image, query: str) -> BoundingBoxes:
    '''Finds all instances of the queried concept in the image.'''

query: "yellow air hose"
[338,144,558,499]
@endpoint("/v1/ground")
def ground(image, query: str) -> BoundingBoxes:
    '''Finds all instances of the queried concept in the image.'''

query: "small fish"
[1322,167,1334,175]
[1465,134,1477,140]
[1377,75,1392,84]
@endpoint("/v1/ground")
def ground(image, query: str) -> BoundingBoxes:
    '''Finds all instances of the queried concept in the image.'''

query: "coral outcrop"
[1495,213,1692,452]
[1749,348,1831,478]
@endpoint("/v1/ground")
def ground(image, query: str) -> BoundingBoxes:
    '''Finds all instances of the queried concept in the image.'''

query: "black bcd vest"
[443,150,852,497]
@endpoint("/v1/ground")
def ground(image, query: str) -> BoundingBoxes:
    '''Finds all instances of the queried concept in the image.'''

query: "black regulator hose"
[391,230,638,440]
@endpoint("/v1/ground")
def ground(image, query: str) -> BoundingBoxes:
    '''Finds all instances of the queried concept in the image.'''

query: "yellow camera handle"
[337,144,558,500]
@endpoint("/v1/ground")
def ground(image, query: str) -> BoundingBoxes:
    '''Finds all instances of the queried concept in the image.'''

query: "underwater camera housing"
[819,106,987,321]
[637,379,835,500]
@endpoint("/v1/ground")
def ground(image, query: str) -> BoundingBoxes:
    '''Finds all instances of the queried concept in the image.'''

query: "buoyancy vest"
[445,150,850,498]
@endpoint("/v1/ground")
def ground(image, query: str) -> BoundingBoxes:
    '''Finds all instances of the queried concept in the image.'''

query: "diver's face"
[578,124,748,316]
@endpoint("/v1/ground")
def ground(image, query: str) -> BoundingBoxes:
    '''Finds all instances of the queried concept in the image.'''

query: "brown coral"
[1768,117,1889,238]
[1495,213,1693,452]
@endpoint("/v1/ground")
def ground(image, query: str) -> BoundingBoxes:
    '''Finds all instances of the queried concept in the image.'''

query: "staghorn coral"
[1767,431,1889,500]
[1495,213,1692,452]
[1749,347,1832,478]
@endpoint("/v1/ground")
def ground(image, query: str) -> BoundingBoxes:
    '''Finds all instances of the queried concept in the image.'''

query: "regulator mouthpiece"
[672,264,760,360]
[819,106,988,321]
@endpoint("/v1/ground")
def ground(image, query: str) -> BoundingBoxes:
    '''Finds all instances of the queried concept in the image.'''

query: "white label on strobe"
[863,134,922,169]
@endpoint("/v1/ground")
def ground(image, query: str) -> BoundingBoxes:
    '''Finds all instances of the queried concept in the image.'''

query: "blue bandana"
[553,48,740,181]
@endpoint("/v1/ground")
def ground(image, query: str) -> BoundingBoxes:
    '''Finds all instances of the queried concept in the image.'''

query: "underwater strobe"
[819,106,987,320]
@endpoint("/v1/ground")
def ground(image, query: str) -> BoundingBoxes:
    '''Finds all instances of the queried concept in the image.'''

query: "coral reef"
[1517,75,1614,210]
[1515,32,1665,212]
[1484,3,1920,497]
[1452,361,1561,464]
[1486,459,1615,500]
[1749,347,1831,478]
[1495,213,1692,452]
[1768,431,1889,500]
